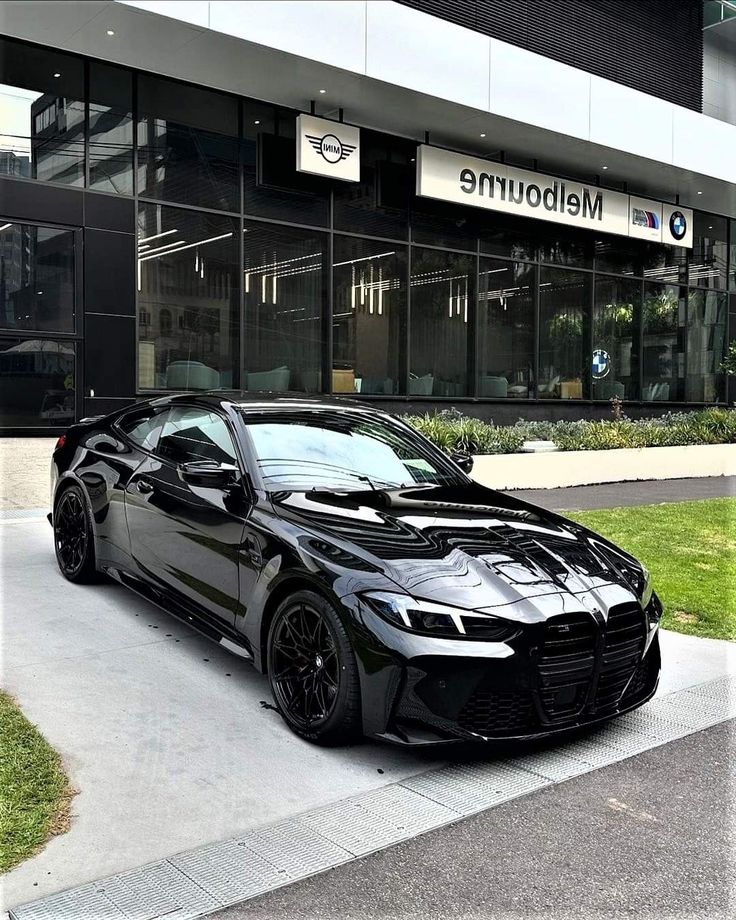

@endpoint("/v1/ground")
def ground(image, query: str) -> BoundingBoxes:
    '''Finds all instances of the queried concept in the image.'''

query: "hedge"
[402,407,736,455]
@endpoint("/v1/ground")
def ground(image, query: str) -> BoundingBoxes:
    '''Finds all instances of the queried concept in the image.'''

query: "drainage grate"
[0,507,48,522]
[10,675,735,920]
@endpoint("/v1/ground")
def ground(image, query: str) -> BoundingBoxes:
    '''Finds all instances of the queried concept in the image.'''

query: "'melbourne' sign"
[416,145,693,248]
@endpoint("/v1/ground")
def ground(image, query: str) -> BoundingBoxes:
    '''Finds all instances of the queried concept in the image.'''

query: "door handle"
[136,477,155,494]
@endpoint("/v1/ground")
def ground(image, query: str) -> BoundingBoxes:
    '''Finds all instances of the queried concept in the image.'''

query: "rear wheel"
[53,484,98,583]
[267,590,362,744]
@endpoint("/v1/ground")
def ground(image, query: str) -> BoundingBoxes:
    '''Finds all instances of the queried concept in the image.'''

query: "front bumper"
[345,596,661,746]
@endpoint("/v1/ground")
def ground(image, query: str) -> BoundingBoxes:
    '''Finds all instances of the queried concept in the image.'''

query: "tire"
[267,589,362,745]
[53,483,99,583]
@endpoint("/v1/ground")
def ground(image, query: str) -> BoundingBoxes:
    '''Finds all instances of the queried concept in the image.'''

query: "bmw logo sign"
[669,210,687,241]
[592,349,610,379]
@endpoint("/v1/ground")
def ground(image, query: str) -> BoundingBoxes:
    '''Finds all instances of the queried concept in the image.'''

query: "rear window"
[116,408,166,451]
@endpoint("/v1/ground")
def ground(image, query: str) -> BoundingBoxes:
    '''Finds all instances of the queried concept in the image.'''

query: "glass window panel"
[409,248,474,397]
[243,222,327,393]
[593,275,640,401]
[479,215,538,262]
[539,267,590,399]
[158,407,237,464]
[242,104,329,226]
[137,205,238,390]
[538,227,592,268]
[89,63,133,196]
[0,38,84,185]
[478,259,534,398]
[0,336,75,427]
[686,289,728,403]
[410,199,480,252]
[137,75,239,211]
[332,237,407,396]
[641,242,687,285]
[729,220,735,291]
[0,222,75,332]
[642,282,685,402]
[333,131,411,240]
[690,213,728,290]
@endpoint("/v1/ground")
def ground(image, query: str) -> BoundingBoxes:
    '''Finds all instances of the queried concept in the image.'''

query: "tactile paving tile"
[683,675,736,699]
[400,761,549,816]
[649,692,736,729]
[299,784,456,856]
[613,708,693,743]
[171,839,284,905]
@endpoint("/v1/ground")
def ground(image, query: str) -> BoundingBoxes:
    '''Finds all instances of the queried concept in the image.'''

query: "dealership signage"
[416,145,693,248]
[296,114,360,182]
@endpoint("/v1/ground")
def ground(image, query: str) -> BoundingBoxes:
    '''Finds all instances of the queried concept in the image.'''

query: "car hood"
[270,482,644,611]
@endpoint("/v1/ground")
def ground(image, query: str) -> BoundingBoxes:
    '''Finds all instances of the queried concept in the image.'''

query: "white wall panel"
[672,107,736,184]
[489,40,590,141]
[119,1,210,28]
[209,0,366,74]
[366,1,490,110]
[589,76,673,165]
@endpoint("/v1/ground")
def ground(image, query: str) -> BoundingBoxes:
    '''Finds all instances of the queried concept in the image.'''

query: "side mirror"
[451,452,474,474]
[178,460,238,489]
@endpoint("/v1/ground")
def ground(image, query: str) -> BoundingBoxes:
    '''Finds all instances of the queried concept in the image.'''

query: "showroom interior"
[0,9,734,433]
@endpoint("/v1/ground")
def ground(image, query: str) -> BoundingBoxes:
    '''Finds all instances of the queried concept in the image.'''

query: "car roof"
[148,390,384,414]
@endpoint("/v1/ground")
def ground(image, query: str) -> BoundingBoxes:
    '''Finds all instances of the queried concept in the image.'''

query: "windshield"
[239,409,466,492]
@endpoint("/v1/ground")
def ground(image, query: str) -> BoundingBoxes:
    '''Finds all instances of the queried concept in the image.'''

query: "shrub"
[402,408,736,455]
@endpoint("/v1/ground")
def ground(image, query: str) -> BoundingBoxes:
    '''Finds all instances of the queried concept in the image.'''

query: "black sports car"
[50,393,661,746]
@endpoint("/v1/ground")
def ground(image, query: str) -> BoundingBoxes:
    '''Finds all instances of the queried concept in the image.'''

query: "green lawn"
[0,691,74,873]
[569,497,736,642]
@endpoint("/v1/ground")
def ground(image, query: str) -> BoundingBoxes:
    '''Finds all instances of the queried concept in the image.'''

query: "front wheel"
[53,484,98,583]
[267,590,362,745]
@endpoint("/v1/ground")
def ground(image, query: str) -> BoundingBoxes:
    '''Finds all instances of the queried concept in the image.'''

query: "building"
[0,0,734,433]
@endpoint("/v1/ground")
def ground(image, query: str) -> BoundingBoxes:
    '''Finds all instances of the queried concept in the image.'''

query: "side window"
[157,407,237,466]
[117,407,165,451]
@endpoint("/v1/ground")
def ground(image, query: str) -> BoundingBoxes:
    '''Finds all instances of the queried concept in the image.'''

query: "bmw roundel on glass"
[49,393,661,746]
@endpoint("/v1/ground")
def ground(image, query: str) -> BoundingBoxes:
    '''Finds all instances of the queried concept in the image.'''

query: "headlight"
[362,591,519,641]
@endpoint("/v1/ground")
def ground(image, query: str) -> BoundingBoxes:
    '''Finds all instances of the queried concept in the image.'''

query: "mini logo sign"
[306,133,357,164]
[592,349,611,379]
[296,114,360,182]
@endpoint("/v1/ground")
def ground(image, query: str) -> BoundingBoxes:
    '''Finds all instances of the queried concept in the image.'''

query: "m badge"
[297,114,360,182]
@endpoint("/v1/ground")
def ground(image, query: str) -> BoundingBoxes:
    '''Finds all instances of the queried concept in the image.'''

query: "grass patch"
[568,497,736,642]
[0,691,75,873]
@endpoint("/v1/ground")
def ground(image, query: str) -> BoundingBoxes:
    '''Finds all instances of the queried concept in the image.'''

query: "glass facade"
[0,35,733,416]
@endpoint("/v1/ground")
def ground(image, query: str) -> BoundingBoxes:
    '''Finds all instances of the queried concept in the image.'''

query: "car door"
[124,405,246,628]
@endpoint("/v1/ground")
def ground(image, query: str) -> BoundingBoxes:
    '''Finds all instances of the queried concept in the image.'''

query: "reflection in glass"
[89,63,134,195]
[642,283,684,401]
[592,276,640,400]
[0,222,75,332]
[689,214,727,290]
[0,336,75,426]
[539,268,589,399]
[137,76,239,211]
[686,289,727,402]
[332,238,406,395]
[0,39,84,185]
[243,222,326,393]
[137,205,238,390]
[478,260,534,398]
[409,249,473,397]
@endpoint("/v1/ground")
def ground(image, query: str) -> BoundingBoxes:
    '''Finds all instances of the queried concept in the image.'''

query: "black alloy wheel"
[53,484,98,583]
[267,590,361,744]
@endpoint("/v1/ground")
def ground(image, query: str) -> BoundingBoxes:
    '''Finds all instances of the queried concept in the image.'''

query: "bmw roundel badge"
[669,211,687,241]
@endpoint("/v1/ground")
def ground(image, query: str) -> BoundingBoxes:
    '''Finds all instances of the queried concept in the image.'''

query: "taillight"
[55,434,67,451]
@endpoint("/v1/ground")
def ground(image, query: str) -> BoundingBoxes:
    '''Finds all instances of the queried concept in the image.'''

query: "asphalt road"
[212,721,735,920]
[512,475,736,511]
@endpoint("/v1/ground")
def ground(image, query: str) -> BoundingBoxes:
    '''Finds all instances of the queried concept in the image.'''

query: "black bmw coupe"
[50,392,661,746]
